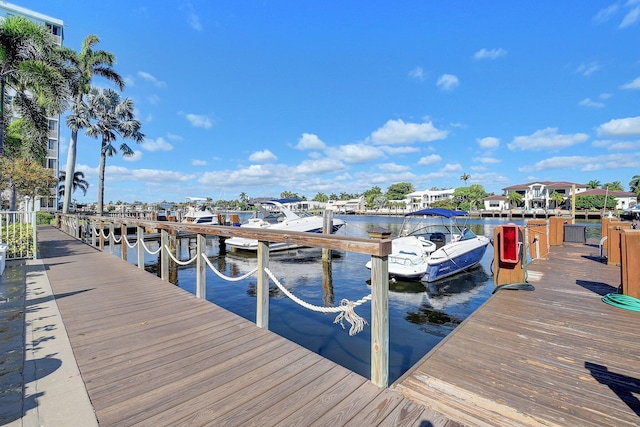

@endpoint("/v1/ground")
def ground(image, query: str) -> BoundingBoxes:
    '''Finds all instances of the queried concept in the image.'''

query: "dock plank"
[394,242,640,427]
[37,225,451,426]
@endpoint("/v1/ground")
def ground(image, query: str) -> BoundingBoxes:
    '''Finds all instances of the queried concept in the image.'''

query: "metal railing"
[0,210,38,261]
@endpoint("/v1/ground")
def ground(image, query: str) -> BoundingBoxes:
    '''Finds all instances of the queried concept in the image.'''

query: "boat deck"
[394,241,640,426]
[36,226,456,426]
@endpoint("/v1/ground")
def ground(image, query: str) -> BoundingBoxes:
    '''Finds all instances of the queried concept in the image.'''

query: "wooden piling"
[621,229,640,298]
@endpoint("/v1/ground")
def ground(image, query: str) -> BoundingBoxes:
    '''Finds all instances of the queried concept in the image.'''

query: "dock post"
[137,226,144,269]
[161,229,169,281]
[121,224,127,261]
[322,210,333,262]
[109,223,115,254]
[99,221,104,249]
[370,255,389,388]
[196,233,206,299]
[256,240,269,329]
[91,220,96,247]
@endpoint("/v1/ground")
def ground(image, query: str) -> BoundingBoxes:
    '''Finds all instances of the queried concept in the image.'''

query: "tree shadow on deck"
[585,361,640,416]
[575,279,618,296]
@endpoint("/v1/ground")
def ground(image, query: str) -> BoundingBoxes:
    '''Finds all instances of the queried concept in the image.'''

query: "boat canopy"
[405,208,469,218]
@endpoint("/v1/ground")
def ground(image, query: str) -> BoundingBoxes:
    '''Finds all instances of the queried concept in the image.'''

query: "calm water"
[123,215,602,383]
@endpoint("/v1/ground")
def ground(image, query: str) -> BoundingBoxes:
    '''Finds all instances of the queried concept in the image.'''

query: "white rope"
[140,238,161,255]
[264,267,370,335]
[122,233,138,249]
[163,244,198,266]
[112,235,122,244]
[201,253,258,282]
[100,228,109,239]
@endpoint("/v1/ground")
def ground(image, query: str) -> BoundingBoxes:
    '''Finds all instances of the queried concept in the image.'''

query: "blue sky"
[17,1,640,203]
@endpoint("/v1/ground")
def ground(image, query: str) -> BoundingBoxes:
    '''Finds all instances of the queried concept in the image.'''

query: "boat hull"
[422,241,489,282]
[226,222,345,252]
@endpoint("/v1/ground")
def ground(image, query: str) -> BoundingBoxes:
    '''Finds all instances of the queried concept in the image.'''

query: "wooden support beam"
[196,233,206,299]
[257,240,269,329]
[370,254,389,388]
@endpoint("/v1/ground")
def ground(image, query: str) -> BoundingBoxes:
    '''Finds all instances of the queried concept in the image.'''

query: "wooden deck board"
[38,225,452,426]
[394,242,640,427]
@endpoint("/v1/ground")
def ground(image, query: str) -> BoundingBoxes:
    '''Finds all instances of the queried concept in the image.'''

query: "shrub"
[2,222,34,258]
[36,211,53,225]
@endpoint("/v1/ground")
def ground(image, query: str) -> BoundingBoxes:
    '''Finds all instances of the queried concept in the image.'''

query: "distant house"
[502,181,588,210]
[483,195,508,211]
[405,189,455,210]
[578,189,637,210]
[326,197,365,213]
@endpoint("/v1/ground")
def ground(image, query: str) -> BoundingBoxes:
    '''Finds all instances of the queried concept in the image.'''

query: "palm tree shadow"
[575,279,618,296]
[585,361,640,416]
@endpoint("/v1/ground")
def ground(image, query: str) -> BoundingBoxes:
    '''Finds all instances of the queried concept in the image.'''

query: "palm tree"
[587,179,601,189]
[460,173,471,185]
[61,35,124,213]
[629,175,640,195]
[550,191,564,210]
[507,192,523,209]
[602,181,624,191]
[0,16,68,156]
[58,170,89,198]
[85,88,144,214]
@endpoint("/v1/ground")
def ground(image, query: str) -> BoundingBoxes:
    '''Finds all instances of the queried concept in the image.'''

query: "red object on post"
[500,224,520,264]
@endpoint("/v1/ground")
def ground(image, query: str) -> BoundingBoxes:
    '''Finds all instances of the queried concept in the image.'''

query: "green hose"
[602,293,640,312]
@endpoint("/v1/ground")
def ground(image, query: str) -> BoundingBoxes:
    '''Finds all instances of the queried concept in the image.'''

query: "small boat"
[181,197,219,225]
[225,199,345,252]
[365,208,490,283]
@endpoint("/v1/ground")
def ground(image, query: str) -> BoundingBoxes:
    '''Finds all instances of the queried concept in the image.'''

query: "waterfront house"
[578,188,637,210]
[502,181,588,210]
[482,195,508,211]
[405,188,455,210]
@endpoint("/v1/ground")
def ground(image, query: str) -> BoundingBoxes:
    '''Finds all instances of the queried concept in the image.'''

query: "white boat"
[365,208,490,283]
[225,199,345,252]
[181,197,219,226]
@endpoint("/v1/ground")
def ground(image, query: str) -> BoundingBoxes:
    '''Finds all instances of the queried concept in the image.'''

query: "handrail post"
[31,211,38,260]
[161,229,169,281]
[91,220,96,247]
[75,215,80,239]
[256,240,269,329]
[196,233,206,298]
[370,254,389,388]
[121,224,128,261]
[99,221,104,249]
[137,226,144,269]
[109,223,115,253]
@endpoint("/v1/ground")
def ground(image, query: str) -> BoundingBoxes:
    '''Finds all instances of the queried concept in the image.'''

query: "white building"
[0,2,64,211]
[326,197,365,214]
[483,195,508,211]
[405,189,455,210]
[502,181,588,210]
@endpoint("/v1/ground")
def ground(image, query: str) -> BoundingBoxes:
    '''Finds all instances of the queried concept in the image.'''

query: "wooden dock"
[37,226,455,426]
[394,241,640,426]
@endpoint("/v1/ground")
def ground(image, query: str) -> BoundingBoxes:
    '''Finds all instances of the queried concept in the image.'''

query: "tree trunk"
[98,142,106,215]
[62,128,79,213]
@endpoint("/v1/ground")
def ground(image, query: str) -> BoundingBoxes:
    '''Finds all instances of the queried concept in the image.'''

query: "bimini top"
[405,208,469,218]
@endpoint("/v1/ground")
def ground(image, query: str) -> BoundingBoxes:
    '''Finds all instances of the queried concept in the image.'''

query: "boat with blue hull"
[366,208,490,283]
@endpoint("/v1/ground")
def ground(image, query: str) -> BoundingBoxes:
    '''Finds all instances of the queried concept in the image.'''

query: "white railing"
[0,210,38,261]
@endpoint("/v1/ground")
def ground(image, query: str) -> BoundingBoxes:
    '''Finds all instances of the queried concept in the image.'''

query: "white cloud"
[408,66,425,81]
[473,156,501,164]
[192,159,208,166]
[325,144,383,163]
[593,4,619,24]
[166,133,183,142]
[520,153,640,172]
[575,62,601,76]
[180,112,213,129]
[417,154,441,165]
[436,74,459,91]
[368,119,448,145]
[477,137,500,149]
[472,48,507,60]
[249,149,277,162]
[295,133,326,150]
[620,76,640,89]
[597,116,640,137]
[379,145,420,155]
[123,75,135,87]
[578,98,605,108]
[508,127,589,151]
[85,164,195,182]
[123,151,142,162]
[620,5,640,28]
[138,71,166,88]
[141,137,173,152]
[189,13,203,31]
[295,158,346,174]
[379,163,410,172]
[441,163,463,173]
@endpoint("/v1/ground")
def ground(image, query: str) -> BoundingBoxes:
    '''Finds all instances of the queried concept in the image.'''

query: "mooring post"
[121,224,127,261]
[161,229,169,281]
[91,220,96,247]
[370,254,389,388]
[256,240,270,329]
[322,210,333,262]
[137,226,144,269]
[99,221,104,249]
[109,223,115,253]
[196,233,206,298]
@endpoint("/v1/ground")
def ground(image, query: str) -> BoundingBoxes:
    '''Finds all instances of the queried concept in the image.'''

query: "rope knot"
[334,298,368,336]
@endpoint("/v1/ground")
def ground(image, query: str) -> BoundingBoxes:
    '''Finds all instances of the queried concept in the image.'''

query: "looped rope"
[122,233,138,248]
[140,238,161,255]
[162,244,198,265]
[201,253,258,281]
[264,267,370,335]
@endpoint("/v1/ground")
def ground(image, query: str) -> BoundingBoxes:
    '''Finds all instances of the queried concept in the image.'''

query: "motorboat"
[181,197,219,225]
[365,208,490,283]
[225,199,345,252]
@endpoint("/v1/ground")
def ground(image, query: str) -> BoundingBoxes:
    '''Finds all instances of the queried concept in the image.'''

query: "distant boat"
[225,199,345,252]
[181,197,219,226]
[365,208,490,283]
[620,207,640,221]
